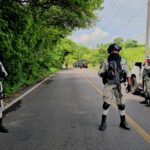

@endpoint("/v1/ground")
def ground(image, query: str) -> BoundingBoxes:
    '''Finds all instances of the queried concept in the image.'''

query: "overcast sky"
[69,0,148,48]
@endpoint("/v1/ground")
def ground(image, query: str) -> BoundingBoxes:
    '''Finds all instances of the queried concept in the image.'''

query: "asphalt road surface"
[0,68,150,150]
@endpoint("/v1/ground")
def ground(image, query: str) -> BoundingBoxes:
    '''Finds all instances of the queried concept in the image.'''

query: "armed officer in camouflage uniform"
[0,60,8,133]
[142,58,150,106]
[98,43,131,131]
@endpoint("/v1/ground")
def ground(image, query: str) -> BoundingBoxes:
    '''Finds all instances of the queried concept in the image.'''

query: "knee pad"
[118,104,125,110]
[103,102,110,110]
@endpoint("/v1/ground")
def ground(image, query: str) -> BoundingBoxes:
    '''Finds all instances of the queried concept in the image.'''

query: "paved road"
[0,68,150,150]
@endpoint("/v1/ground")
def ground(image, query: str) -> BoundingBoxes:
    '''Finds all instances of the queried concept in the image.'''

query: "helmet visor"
[114,45,121,51]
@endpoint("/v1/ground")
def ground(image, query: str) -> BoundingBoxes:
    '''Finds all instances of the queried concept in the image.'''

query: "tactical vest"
[106,60,126,85]
[143,67,150,78]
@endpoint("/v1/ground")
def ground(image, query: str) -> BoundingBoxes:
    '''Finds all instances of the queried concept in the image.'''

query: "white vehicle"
[131,62,144,94]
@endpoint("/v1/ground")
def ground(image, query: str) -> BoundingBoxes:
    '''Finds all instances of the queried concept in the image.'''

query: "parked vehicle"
[73,61,80,68]
[73,60,88,68]
[131,62,144,94]
[79,60,88,68]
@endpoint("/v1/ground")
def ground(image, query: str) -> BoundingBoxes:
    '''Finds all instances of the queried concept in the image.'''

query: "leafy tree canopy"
[113,37,124,46]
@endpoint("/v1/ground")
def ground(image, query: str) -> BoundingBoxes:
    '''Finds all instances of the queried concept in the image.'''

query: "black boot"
[140,97,149,104]
[0,118,8,133]
[120,115,130,130]
[99,115,107,131]
[145,102,150,107]
[139,100,148,104]
[145,99,150,106]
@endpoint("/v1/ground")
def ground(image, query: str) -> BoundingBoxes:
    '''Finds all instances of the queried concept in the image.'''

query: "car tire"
[131,77,138,94]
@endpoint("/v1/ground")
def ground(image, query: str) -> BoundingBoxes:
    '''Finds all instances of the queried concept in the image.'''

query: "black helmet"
[107,43,121,53]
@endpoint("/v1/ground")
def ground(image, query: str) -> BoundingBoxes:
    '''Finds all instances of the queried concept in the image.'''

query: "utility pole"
[145,0,150,60]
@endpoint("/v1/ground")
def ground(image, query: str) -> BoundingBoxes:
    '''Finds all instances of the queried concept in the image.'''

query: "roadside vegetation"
[97,37,147,69]
[0,1,147,96]
[65,37,147,70]
[0,0,103,94]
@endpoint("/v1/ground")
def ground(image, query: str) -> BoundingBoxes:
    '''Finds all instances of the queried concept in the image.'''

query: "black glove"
[99,72,105,77]
[126,84,131,93]
[99,72,108,84]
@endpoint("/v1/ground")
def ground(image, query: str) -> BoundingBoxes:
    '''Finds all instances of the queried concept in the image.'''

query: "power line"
[101,0,116,19]
[115,3,146,36]
[101,0,117,22]
[103,0,128,26]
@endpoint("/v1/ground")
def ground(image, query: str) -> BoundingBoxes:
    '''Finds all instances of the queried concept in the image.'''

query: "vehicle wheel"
[131,77,138,94]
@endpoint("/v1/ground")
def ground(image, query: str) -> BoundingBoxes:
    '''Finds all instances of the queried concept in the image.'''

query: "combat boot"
[99,115,107,131]
[140,97,149,104]
[146,103,150,107]
[145,100,150,107]
[120,115,130,130]
[0,118,8,133]
[139,100,148,104]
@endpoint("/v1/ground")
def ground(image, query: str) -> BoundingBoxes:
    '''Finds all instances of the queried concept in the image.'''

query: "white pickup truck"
[131,62,144,94]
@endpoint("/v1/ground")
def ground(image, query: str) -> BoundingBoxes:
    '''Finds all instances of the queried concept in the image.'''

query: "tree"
[13,0,104,31]
[113,37,124,46]
[0,0,104,94]
[124,39,138,48]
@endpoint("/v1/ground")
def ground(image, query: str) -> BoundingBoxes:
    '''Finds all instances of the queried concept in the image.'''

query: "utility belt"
[107,80,121,85]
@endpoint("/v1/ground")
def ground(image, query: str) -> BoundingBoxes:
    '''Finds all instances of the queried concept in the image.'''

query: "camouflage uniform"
[98,43,131,131]
[0,61,8,133]
[99,59,130,107]
[142,64,150,105]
